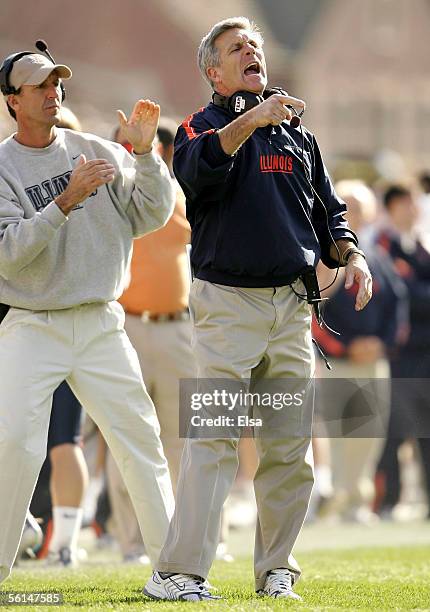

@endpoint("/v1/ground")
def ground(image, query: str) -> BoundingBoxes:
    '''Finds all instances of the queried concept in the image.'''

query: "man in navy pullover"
[376,185,430,517]
[144,16,372,602]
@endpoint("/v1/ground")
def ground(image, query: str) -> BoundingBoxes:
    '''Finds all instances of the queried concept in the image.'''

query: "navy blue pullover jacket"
[378,228,430,353]
[173,101,357,287]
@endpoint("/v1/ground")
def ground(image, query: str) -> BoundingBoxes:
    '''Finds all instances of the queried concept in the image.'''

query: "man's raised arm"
[218,94,305,155]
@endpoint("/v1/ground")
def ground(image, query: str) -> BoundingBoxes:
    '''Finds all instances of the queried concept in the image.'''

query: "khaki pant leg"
[0,309,71,583]
[252,285,315,590]
[99,315,152,560]
[126,314,230,547]
[125,315,195,492]
[150,319,196,492]
[67,303,174,567]
[157,280,273,578]
[106,450,144,557]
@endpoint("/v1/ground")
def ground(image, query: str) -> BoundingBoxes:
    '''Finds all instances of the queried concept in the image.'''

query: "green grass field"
[4,544,430,611]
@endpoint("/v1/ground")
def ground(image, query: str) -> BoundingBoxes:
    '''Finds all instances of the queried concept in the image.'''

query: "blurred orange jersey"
[119,185,191,315]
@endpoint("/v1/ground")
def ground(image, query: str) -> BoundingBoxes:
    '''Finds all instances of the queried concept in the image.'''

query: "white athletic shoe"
[257,568,302,600]
[143,571,220,601]
[17,512,43,559]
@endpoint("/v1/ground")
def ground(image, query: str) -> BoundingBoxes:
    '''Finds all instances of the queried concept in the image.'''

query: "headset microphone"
[35,40,54,63]
[34,39,66,102]
[288,109,301,129]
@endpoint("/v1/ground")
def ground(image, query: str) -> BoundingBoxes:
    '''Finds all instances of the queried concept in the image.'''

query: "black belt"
[137,309,190,323]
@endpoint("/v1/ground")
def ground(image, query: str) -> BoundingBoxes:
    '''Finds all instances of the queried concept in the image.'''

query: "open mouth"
[244,62,261,76]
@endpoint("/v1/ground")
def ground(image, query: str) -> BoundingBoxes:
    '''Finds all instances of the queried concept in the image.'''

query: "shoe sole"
[143,586,220,602]
[257,590,302,601]
[142,587,163,601]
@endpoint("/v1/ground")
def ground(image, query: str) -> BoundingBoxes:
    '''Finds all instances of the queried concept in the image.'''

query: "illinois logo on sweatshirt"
[25,171,97,211]
[259,154,293,174]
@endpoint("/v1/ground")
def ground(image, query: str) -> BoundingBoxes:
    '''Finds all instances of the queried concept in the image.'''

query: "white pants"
[0,302,174,582]
[106,315,229,556]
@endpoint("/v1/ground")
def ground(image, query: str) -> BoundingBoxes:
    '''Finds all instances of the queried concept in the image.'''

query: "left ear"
[7,93,19,113]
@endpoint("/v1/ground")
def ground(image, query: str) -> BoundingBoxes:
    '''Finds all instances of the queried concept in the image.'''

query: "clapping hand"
[117,99,160,155]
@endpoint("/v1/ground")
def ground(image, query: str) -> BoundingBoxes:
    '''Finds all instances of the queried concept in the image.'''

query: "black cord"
[312,338,332,370]
[287,120,343,304]
[318,305,341,336]
[300,123,342,291]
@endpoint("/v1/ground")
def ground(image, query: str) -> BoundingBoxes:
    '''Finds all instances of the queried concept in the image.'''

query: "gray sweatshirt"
[0,128,175,310]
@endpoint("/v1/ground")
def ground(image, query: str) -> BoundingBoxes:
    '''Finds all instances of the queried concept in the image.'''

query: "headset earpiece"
[0,46,66,101]
[212,87,303,127]
[212,90,263,115]
[0,51,33,96]
[228,91,263,115]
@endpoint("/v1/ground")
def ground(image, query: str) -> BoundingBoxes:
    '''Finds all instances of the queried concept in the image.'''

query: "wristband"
[341,247,366,266]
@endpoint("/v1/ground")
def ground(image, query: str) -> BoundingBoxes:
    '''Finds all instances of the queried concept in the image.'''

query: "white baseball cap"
[9,53,72,90]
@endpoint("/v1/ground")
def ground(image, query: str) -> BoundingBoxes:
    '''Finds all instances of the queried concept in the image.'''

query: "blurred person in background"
[30,382,88,566]
[312,181,408,524]
[375,185,430,519]
[417,172,430,241]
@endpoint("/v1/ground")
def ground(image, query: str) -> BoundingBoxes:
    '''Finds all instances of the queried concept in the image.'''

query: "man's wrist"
[246,106,262,129]
[132,144,153,155]
[218,110,258,155]
[54,193,74,215]
[341,247,366,266]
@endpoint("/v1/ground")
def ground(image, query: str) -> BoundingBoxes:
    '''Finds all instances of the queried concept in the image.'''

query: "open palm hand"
[117,99,160,155]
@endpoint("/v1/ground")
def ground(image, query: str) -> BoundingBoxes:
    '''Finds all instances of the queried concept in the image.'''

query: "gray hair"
[197,17,263,88]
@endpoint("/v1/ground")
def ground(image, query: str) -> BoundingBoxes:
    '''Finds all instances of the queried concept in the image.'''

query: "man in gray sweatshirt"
[0,50,175,583]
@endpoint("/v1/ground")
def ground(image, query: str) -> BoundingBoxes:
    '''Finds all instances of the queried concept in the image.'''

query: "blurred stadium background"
[1,0,430,180]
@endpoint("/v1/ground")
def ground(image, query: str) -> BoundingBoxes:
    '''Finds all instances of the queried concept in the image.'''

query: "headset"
[212,86,303,128]
[0,40,66,101]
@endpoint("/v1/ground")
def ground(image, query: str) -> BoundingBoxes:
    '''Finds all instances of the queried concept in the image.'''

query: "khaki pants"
[0,302,174,583]
[157,279,315,590]
[106,450,146,558]
[124,315,196,489]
